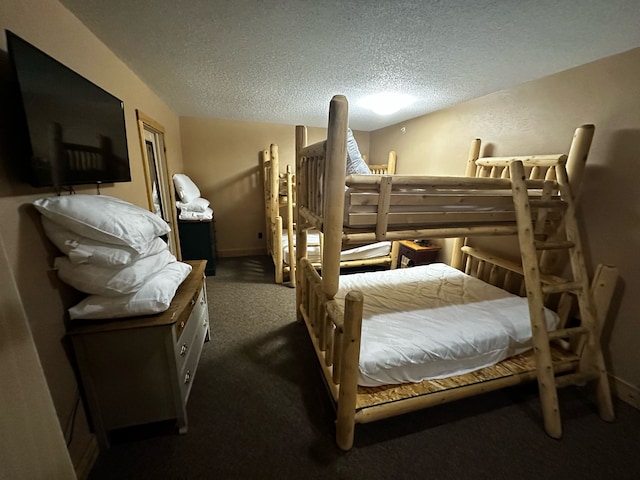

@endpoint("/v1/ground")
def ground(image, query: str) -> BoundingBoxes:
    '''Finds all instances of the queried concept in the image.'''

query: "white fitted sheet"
[282,230,391,265]
[334,263,559,387]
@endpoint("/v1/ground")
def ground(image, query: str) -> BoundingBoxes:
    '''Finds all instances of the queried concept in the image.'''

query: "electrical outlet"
[258,232,263,239]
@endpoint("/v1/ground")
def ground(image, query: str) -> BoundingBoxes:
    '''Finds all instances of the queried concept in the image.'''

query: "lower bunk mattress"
[282,230,391,265]
[334,263,559,387]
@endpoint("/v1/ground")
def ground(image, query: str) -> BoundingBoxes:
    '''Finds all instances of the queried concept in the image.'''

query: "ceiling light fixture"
[360,92,415,116]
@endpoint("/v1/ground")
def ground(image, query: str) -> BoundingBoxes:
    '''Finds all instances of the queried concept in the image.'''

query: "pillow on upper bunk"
[346,128,371,176]
[68,261,192,320]
[173,174,201,203]
[33,195,170,254]
[54,249,176,296]
[41,216,169,267]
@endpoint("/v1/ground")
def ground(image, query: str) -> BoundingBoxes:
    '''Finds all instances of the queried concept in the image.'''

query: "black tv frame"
[6,30,131,188]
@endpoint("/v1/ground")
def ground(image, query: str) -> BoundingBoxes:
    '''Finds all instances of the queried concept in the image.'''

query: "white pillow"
[33,195,170,254]
[41,216,169,267]
[69,261,193,320]
[55,249,176,296]
[176,197,210,213]
[173,174,201,203]
[346,128,371,176]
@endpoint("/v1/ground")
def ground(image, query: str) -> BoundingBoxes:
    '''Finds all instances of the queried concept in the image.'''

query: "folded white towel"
[176,197,210,213]
[179,207,213,221]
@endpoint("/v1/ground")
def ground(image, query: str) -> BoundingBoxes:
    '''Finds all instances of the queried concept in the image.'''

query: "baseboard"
[609,374,640,411]
[74,435,99,480]
[217,247,266,258]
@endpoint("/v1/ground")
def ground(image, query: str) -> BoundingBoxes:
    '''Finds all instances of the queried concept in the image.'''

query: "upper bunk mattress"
[343,187,519,229]
[335,263,559,387]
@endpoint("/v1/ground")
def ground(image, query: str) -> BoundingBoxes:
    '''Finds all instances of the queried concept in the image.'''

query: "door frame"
[135,110,181,258]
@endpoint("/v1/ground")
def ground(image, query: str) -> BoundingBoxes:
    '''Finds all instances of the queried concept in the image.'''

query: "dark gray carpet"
[88,256,640,480]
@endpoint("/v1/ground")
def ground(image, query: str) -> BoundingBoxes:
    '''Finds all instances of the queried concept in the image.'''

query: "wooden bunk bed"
[295,95,617,451]
[261,143,399,286]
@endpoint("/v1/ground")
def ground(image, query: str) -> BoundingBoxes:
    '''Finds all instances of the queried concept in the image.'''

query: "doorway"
[136,110,181,257]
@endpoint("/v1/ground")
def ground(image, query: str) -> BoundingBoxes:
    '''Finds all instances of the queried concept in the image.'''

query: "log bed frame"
[261,143,399,286]
[294,95,617,450]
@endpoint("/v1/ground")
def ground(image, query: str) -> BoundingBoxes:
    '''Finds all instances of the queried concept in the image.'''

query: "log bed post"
[274,216,283,284]
[387,151,397,174]
[286,164,295,287]
[261,149,272,258]
[336,291,364,451]
[322,95,349,298]
[539,125,594,275]
[295,125,309,321]
[263,146,285,283]
[450,138,481,270]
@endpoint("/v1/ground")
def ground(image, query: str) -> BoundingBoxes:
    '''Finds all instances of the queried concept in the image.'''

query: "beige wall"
[1,234,76,479]
[179,117,369,256]
[0,0,183,475]
[369,47,640,404]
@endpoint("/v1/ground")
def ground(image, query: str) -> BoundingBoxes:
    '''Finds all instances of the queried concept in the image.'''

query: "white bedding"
[334,263,559,387]
[282,230,391,265]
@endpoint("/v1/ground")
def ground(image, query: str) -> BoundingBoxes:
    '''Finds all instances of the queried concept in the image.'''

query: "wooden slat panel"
[348,192,519,208]
[476,154,567,167]
[345,210,519,227]
[346,174,519,189]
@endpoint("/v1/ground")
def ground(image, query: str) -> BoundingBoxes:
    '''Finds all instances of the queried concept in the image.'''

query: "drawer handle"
[190,298,196,306]
[184,370,191,384]
[180,320,185,330]
[180,344,189,356]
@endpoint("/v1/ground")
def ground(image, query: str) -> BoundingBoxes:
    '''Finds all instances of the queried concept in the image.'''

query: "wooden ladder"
[509,160,615,438]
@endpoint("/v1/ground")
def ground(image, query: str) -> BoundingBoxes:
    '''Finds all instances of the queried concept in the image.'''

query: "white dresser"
[68,260,209,449]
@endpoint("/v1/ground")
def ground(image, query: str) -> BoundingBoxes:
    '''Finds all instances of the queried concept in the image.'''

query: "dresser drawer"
[175,285,208,376]
[178,316,207,402]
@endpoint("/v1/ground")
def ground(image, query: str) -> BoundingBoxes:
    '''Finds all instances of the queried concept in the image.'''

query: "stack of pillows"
[33,194,193,320]
[173,173,213,221]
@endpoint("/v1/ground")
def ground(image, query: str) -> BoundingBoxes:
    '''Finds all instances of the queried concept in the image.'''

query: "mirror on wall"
[136,110,180,257]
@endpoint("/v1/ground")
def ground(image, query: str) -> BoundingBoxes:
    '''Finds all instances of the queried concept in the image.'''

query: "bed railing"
[298,256,364,448]
[262,144,295,284]
[367,151,397,175]
[298,154,568,243]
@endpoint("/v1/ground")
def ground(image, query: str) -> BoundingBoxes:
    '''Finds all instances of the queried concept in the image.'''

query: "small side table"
[396,240,441,268]
[178,219,217,276]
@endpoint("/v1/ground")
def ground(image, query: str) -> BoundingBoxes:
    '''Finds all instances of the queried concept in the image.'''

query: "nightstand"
[178,219,217,276]
[396,240,441,268]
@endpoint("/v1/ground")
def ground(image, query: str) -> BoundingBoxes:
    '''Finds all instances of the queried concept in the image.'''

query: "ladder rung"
[547,326,589,340]
[534,240,575,250]
[542,281,583,295]
[529,199,567,209]
[555,371,599,388]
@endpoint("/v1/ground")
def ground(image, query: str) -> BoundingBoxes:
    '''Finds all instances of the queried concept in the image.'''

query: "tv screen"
[6,30,131,187]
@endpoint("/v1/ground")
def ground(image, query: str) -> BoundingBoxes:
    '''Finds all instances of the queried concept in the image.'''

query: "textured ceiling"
[59,0,640,131]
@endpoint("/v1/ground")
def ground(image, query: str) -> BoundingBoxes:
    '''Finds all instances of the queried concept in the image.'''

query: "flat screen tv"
[6,30,131,187]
